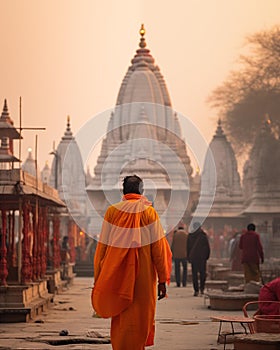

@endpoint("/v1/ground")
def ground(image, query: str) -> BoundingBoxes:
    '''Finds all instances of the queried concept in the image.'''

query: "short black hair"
[123,175,143,195]
[193,222,201,230]
[247,223,256,231]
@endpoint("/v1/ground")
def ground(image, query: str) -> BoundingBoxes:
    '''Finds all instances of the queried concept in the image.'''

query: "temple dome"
[41,161,51,184]
[92,25,193,189]
[116,25,171,107]
[113,25,184,142]
[197,119,244,217]
[22,148,39,178]
[88,25,197,233]
[209,120,242,194]
[243,118,280,213]
[49,117,85,209]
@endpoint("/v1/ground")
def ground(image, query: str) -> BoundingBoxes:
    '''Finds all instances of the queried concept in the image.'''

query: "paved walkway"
[0,277,245,350]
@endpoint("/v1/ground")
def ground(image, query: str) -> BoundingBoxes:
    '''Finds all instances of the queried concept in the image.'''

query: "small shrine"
[0,99,65,322]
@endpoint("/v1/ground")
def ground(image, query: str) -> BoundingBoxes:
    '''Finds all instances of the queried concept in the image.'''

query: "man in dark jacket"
[187,222,210,296]
[239,223,264,283]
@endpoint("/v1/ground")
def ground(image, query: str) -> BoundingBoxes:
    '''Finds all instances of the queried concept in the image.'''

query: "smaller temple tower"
[49,116,90,274]
[41,161,51,184]
[49,116,86,221]
[22,148,39,178]
[196,119,245,231]
[243,117,280,257]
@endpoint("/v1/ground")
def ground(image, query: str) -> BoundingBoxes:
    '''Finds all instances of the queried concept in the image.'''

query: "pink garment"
[259,277,280,315]
[239,230,264,264]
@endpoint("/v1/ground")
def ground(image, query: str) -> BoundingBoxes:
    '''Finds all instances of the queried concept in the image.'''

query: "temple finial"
[4,99,8,111]
[67,115,71,131]
[27,148,32,158]
[139,24,145,37]
[215,118,224,136]
[139,24,146,48]
[62,115,73,139]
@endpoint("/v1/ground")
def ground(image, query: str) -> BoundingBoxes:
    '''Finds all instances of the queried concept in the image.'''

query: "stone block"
[207,291,259,310]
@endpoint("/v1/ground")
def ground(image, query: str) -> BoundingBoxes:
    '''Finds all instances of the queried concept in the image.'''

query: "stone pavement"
[0,277,246,350]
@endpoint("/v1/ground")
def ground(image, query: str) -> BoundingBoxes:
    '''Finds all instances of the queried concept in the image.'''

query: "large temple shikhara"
[86,25,199,232]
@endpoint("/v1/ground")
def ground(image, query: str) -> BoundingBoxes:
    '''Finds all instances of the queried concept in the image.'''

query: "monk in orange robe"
[91,175,172,350]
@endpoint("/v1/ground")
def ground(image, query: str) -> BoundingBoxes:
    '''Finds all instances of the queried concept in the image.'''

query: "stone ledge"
[205,280,228,291]
[0,287,54,323]
[206,291,259,310]
[234,333,280,350]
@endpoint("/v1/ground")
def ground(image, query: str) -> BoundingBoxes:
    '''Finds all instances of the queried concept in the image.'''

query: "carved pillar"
[79,229,86,262]
[52,215,61,269]
[7,211,12,265]
[32,206,38,281]
[68,220,76,263]
[0,210,8,286]
[40,207,48,277]
[10,211,16,267]
[46,215,51,269]
[21,202,32,284]
[37,207,42,278]
[37,207,42,279]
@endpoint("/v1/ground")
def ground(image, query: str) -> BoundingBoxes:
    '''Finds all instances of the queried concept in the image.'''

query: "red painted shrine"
[0,100,65,322]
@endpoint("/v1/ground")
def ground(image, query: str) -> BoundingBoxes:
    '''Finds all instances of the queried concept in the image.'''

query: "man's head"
[247,223,256,231]
[123,175,143,195]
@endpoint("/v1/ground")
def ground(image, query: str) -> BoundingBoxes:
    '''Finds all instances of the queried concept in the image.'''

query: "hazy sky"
[0,0,279,170]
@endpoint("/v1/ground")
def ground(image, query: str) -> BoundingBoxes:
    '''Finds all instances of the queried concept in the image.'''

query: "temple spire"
[1,99,11,122]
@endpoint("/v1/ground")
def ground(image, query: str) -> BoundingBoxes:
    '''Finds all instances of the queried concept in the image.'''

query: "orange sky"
[0,0,279,170]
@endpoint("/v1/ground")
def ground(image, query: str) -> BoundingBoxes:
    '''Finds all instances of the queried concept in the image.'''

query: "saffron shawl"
[92,194,171,319]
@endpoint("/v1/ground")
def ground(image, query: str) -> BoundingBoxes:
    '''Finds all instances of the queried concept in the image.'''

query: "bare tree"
[208,25,280,154]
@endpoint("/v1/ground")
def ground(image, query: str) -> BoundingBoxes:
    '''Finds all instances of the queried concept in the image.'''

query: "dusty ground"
[0,277,245,350]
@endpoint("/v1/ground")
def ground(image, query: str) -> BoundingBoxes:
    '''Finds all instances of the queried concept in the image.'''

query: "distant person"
[258,277,280,315]
[61,236,70,261]
[229,231,243,271]
[91,175,172,349]
[239,223,264,283]
[187,222,210,296]
[171,226,188,287]
[60,236,70,279]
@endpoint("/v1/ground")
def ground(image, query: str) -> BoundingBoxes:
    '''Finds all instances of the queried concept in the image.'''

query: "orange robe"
[91,194,172,350]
